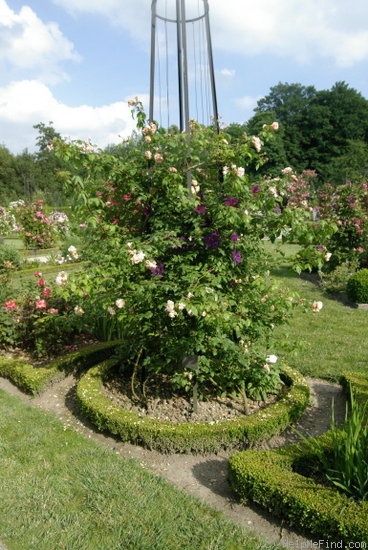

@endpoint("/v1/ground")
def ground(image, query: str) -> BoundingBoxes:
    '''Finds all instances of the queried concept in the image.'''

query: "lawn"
[0,389,276,550]
[267,244,368,381]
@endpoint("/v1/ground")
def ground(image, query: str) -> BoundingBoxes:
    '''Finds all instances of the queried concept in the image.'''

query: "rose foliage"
[53,102,330,400]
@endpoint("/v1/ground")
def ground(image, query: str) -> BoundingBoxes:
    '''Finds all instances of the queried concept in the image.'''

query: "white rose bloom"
[146,259,157,270]
[266,354,278,364]
[67,245,79,259]
[131,251,146,264]
[74,305,84,316]
[55,271,68,285]
[165,300,175,313]
[251,136,262,152]
[115,299,125,309]
[281,167,293,174]
[312,301,323,312]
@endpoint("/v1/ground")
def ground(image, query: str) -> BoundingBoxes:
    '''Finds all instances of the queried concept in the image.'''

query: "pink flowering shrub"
[52,103,318,400]
[317,181,368,270]
[15,200,56,249]
[1,271,83,356]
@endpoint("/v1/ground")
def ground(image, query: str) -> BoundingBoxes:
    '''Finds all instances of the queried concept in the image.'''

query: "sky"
[1,0,368,153]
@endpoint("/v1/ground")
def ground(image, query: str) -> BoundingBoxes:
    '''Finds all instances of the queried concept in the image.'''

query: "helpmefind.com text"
[261,542,367,549]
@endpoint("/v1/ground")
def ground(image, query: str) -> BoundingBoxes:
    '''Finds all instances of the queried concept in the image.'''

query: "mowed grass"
[268,253,368,381]
[0,390,274,550]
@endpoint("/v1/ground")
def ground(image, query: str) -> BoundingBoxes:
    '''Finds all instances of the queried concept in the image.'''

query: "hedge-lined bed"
[228,372,368,544]
[75,362,310,454]
[0,340,121,395]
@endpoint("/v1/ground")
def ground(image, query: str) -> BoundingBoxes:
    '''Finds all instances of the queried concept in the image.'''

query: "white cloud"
[209,0,368,67]
[53,0,150,42]
[0,80,137,152]
[219,68,235,78]
[52,0,368,67]
[0,0,80,84]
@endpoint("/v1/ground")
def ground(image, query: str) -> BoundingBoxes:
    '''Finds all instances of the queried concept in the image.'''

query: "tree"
[33,122,69,204]
[0,146,22,203]
[248,81,368,183]
[326,140,368,184]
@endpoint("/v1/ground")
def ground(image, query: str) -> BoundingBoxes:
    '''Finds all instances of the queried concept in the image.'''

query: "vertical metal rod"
[149,0,157,123]
[203,0,219,132]
[180,0,190,133]
[176,0,184,131]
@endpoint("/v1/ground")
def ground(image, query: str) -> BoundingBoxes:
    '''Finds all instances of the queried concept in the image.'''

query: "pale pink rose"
[312,301,323,312]
[251,136,262,153]
[154,153,164,163]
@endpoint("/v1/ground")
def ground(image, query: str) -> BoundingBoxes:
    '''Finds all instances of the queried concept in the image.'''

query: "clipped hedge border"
[228,372,368,543]
[0,340,121,395]
[340,371,368,405]
[76,362,310,454]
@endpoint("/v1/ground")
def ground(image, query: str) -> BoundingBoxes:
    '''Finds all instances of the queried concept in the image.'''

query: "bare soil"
[102,375,280,423]
[0,373,347,548]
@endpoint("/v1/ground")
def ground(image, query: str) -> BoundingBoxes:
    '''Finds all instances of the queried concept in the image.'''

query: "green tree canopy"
[247,81,368,183]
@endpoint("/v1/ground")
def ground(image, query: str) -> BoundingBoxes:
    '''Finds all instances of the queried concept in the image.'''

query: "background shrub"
[347,268,368,303]
[0,243,21,274]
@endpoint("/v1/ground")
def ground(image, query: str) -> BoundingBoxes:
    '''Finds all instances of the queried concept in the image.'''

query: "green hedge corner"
[228,372,368,543]
[0,340,121,395]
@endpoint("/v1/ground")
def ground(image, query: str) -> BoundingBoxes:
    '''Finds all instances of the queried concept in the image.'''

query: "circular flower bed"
[76,361,310,454]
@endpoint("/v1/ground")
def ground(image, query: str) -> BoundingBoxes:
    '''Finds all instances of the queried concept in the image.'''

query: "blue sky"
[1,0,368,153]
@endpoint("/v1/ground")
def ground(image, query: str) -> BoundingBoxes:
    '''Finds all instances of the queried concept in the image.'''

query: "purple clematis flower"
[230,233,240,242]
[194,204,207,214]
[232,250,242,264]
[224,196,239,207]
[204,231,221,249]
[150,262,165,276]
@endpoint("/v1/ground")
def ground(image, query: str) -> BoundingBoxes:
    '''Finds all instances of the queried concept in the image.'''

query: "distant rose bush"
[15,200,56,249]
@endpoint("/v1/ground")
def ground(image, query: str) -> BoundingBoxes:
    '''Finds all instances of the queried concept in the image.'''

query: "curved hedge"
[76,362,310,454]
[0,340,121,395]
[228,372,368,543]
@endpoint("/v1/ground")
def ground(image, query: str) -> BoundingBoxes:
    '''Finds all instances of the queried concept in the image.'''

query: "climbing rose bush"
[317,180,368,270]
[15,200,56,249]
[54,102,316,399]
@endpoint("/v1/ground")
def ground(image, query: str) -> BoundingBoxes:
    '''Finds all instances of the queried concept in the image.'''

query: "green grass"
[1,237,24,250]
[270,262,368,381]
[0,390,275,550]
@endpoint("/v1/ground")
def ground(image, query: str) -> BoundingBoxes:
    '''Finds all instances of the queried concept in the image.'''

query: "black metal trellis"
[149,0,219,132]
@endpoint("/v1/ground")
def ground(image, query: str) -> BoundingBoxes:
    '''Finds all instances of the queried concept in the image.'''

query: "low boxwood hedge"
[0,340,121,395]
[76,362,310,454]
[228,372,368,543]
[347,268,368,304]
[340,371,368,406]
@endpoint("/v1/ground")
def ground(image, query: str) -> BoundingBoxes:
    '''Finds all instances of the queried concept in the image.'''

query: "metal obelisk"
[149,0,219,132]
